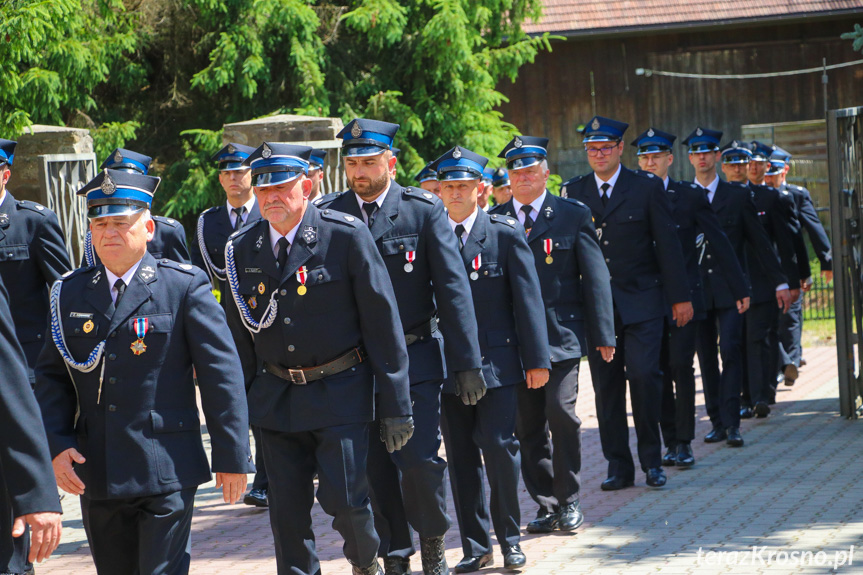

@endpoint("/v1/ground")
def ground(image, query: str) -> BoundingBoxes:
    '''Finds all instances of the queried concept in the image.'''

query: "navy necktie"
[276,237,289,270]
[600,182,610,207]
[520,205,534,235]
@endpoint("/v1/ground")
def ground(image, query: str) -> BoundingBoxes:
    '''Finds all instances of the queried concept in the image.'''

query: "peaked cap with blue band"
[430,146,489,181]
[767,144,792,175]
[498,136,548,171]
[77,169,161,219]
[482,167,494,184]
[211,143,255,172]
[99,148,152,174]
[630,127,676,155]
[309,148,328,170]
[0,139,15,167]
[337,118,399,157]
[682,127,722,153]
[581,116,629,142]
[492,167,509,187]
[720,140,752,164]
[414,162,437,183]
[244,142,311,188]
[749,140,774,162]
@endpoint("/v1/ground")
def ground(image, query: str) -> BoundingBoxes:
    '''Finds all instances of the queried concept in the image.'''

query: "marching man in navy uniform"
[82,148,190,267]
[492,135,615,532]
[563,116,692,490]
[0,279,63,571]
[190,142,268,508]
[0,137,71,575]
[630,128,749,468]
[433,146,550,572]
[34,168,254,575]
[226,142,413,575]
[315,119,485,575]
[490,168,511,207]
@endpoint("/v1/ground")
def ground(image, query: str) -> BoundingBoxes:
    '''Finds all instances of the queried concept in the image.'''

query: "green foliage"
[160,129,224,218]
[91,121,142,161]
[842,24,863,53]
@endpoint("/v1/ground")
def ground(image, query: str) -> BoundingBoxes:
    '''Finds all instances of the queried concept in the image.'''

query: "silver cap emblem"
[647,128,655,137]
[351,123,363,138]
[101,173,116,195]
[591,118,601,130]
[696,128,703,136]
[452,147,462,160]
[113,150,123,164]
[514,136,523,149]
[261,143,272,159]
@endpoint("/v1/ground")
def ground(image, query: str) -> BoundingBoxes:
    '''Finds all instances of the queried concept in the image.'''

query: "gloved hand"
[454,369,487,406]
[380,416,415,453]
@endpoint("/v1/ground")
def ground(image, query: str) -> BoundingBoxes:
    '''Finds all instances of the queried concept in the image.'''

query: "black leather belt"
[263,348,366,385]
[405,316,439,346]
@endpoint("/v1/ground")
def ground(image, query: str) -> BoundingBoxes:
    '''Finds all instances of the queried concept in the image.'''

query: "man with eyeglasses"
[631,128,749,468]
[562,116,691,491]
[687,129,793,449]
[490,134,614,532]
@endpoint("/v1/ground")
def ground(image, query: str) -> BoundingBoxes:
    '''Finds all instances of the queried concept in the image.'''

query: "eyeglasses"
[585,146,618,157]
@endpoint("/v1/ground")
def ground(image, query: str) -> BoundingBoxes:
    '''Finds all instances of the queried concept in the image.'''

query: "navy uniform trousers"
[0,191,70,574]
[315,183,482,560]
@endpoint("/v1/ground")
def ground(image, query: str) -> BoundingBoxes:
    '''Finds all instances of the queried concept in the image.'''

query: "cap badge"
[591,118,601,130]
[732,140,739,148]
[113,150,123,164]
[351,122,363,138]
[227,144,236,154]
[696,128,703,136]
[101,174,116,195]
[647,129,655,137]
[261,143,272,159]
[514,136,523,149]
[452,147,462,160]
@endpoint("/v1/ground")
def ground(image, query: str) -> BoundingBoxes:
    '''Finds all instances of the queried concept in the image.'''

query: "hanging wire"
[635,58,863,79]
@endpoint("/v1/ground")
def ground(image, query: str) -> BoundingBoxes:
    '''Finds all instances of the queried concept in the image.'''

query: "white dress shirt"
[698,174,720,204]
[448,208,480,246]
[354,183,391,225]
[227,197,257,228]
[269,221,301,259]
[594,164,622,199]
[105,259,143,304]
[512,190,547,227]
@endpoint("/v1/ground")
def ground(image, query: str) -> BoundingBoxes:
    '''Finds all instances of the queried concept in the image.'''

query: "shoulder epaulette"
[489,213,517,228]
[159,259,197,275]
[403,186,438,205]
[16,200,48,215]
[201,205,220,217]
[560,196,588,209]
[153,215,182,228]
[319,208,362,228]
[561,174,587,188]
[313,191,344,207]
[59,266,92,282]
[228,219,265,242]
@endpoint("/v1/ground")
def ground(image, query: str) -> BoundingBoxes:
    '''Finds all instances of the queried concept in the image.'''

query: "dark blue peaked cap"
[720,140,752,164]
[77,168,160,219]
[767,144,792,175]
[630,127,676,155]
[749,140,773,162]
[482,167,494,183]
[414,162,437,183]
[582,116,629,142]
[244,142,311,188]
[492,167,509,187]
[211,143,255,171]
[309,149,328,169]
[498,136,549,171]
[682,127,722,153]
[337,119,399,157]
[430,146,489,181]
[0,139,15,167]
[100,148,152,174]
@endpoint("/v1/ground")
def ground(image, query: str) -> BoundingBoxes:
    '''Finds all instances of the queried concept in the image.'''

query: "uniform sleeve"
[769,192,801,288]
[183,272,253,474]
[35,210,72,283]
[647,181,691,305]
[424,202,483,372]
[0,285,63,517]
[798,190,832,271]
[694,193,750,301]
[742,195,787,288]
[224,265,258,391]
[507,228,551,370]
[575,208,616,348]
[779,191,811,282]
[348,226,412,419]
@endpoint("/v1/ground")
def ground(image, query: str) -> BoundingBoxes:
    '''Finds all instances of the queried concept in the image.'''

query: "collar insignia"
[302,226,317,243]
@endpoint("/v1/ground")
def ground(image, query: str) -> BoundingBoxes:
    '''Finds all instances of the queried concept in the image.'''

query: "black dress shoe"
[353,560,384,575]
[525,507,559,533]
[645,467,667,487]
[740,406,754,419]
[662,446,678,466]
[558,501,584,531]
[502,545,526,570]
[243,488,268,507]
[754,401,770,418]
[600,476,634,491]
[676,443,694,467]
[704,426,727,443]
[726,427,744,447]
[454,554,492,573]
[383,557,411,575]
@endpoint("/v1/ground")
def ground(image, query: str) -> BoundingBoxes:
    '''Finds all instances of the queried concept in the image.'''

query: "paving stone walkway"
[40,345,862,574]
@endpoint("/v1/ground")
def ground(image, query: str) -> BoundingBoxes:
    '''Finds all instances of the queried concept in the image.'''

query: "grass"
[802,318,836,348]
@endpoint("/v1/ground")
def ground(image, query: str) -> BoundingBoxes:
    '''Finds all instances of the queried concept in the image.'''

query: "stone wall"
[10,125,94,204]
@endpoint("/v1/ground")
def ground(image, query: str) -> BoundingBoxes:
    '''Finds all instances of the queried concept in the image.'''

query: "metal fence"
[802,272,835,320]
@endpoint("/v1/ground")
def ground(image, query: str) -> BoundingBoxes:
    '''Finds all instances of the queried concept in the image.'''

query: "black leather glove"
[380,416,415,453]
[454,369,487,406]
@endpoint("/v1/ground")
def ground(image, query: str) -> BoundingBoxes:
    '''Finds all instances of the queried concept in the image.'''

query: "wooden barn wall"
[498,18,863,182]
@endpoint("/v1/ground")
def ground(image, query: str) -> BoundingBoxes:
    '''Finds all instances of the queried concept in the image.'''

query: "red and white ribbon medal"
[470,254,482,280]
[405,251,416,273]
[544,238,553,264]
[131,317,148,355]
[296,266,308,295]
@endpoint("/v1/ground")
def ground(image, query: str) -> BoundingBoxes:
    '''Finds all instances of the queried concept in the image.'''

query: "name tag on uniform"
[70,312,94,319]
[245,268,263,274]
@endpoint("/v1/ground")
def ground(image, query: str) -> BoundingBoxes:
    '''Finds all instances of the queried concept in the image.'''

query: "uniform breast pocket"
[302,265,344,313]
[68,317,102,338]
[237,275,270,318]
[128,313,174,354]
[615,209,645,225]
[473,262,502,280]
[381,234,419,266]
[0,244,29,262]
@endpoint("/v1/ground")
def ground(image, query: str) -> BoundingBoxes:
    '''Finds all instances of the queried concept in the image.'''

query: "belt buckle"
[288,369,307,385]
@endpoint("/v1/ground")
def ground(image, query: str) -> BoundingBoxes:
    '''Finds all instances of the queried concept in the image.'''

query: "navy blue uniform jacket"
[225,207,412,433]
[667,179,749,318]
[0,280,62,517]
[315,182,482,383]
[35,253,253,500]
[782,183,832,271]
[443,210,550,394]
[748,184,801,304]
[0,192,72,379]
[490,192,615,360]
[562,167,690,326]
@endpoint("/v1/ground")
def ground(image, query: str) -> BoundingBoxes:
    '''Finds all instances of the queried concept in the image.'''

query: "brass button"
[284,318,291,325]
[280,289,287,296]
